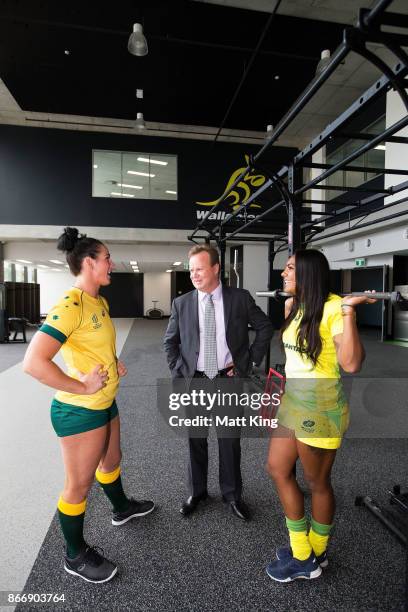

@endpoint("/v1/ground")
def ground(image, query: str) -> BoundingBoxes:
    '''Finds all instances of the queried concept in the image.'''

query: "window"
[92,150,178,200]
[325,115,386,200]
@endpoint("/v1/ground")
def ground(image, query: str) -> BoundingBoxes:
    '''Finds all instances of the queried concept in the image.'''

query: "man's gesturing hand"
[78,364,108,394]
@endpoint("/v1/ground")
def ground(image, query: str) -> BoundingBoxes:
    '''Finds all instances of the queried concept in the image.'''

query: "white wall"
[242,244,269,307]
[143,272,171,316]
[37,270,73,314]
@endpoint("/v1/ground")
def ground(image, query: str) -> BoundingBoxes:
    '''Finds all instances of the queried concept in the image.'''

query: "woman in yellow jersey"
[265,249,375,583]
[23,227,155,584]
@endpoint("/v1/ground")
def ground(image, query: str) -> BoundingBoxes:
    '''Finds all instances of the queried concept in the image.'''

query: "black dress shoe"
[227,500,250,521]
[180,492,208,516]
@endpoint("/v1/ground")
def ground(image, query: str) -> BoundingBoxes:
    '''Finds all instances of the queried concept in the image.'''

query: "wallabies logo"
[92,313,102,329]
[301,420,315,433]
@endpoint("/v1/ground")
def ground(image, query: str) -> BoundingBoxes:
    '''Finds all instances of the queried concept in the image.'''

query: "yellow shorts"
[297,436,342,450]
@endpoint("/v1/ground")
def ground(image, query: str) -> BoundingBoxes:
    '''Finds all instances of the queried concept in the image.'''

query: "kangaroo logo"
[196,155,266,210]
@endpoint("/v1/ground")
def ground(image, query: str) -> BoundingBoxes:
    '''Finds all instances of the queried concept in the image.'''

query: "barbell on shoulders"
[256,289,408,309]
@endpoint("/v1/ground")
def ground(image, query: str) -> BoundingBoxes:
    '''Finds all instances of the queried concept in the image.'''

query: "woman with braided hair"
[24,227,155,583]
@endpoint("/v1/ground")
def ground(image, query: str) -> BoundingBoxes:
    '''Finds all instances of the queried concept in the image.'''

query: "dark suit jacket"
[163,286,274,379]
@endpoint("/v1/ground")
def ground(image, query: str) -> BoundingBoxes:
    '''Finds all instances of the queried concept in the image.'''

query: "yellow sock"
[309,517,333,556]
[285,516,312,561]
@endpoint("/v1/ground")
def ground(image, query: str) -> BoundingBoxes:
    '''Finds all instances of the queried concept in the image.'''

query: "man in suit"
[163,244,273,521]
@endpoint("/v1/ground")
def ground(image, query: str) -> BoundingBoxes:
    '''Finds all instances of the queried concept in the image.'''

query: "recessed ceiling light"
[166,190,177,195]
[111,192,135,197]
[93,164,98,169]
[16,259,32,264]
[274,75,280,80]
[136,89,143,99]
[375,144,386,150]
[173,261,181,266]
[52,268,63,272]
[137,157,168,166]
[133,270,140,273]
[166,269,173,273]
[127,170,155,178]
[49,259,64,264]
[130,261,138,265]
[117,183,143,189]
[64,49,70,55]
[38,264,50,268]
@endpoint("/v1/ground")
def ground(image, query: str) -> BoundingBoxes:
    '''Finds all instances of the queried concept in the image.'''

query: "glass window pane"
[92,150,177,201]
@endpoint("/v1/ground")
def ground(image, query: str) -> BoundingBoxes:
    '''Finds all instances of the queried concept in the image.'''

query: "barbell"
[256,289,408,309]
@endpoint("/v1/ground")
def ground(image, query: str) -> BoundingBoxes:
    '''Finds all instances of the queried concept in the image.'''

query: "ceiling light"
[166,190,177,195]
[133,269,140,273]
[265,124,273,142]
[93,164,98,169]
[52,268,63,272]
[49,259,64,264]
[166,269,172,273]
[136,89,143,99]
[375,144,386,150]
[16,259,32,264]
[137,157,168,166]
[173,262,181,266]
[127,170,155,178]
[130,261,138,265]
[38,264,50,268]
[117,183,143,189]
[316,49,331,75]
[135,112,146,130]
[128,23,148,57]
[111,192,135,197]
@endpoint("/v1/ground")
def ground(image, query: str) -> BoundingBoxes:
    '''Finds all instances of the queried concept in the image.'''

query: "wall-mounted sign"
[355,258,366,267]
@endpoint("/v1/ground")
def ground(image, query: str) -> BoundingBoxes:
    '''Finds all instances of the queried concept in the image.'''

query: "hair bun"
[57,227,86,253]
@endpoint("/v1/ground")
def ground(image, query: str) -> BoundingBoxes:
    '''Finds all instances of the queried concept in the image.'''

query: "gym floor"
[1,321,407,611]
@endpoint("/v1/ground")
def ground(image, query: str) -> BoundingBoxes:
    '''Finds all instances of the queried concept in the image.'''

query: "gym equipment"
[256,289,408,309]
[0,283,6,343]
[146,299,164,319]
[355,486,408,611]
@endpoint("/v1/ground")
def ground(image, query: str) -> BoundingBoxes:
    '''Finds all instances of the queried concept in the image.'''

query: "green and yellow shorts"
[276,378,349,450]
[51,398,118,437]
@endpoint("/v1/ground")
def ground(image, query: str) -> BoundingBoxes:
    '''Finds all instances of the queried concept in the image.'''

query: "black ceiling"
[0,0,346,131]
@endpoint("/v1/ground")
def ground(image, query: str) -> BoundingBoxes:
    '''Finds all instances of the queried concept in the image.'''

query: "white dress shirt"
[196,283,233,372]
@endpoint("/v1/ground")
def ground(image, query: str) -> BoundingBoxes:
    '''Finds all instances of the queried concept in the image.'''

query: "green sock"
[95,467,130,512]
[57,496,86,559]
[309,517,333,556]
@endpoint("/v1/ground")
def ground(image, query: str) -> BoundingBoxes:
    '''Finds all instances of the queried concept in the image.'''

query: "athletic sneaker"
[112,497,155,526]
[266,551,322,582]
[276,545,328,568]
[64,546,117,583]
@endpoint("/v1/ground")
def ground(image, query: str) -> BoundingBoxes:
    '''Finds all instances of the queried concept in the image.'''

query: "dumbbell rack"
[355,486,408,611]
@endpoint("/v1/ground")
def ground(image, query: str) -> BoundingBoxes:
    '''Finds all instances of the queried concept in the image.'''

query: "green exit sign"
[355,258,366,267]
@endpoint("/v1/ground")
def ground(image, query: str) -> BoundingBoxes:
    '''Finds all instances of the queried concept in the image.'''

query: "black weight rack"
[356,486,408,611]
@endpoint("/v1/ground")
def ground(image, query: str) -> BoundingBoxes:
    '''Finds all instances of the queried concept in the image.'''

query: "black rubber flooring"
[17,321,408,612]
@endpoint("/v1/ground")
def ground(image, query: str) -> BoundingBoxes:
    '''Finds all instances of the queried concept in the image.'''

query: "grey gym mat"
[17,321,408,611]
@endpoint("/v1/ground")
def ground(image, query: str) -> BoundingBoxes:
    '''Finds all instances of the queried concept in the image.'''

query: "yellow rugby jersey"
[283,293,344,379]
[40,287,119,409]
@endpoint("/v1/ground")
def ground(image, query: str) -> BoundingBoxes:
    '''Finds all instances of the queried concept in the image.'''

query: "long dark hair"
[281,249,331,366]
[57,227,104,276]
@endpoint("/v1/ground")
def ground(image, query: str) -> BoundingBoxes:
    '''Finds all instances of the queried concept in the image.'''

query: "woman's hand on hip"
[117,360,128,377]
[78,364,108,394]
